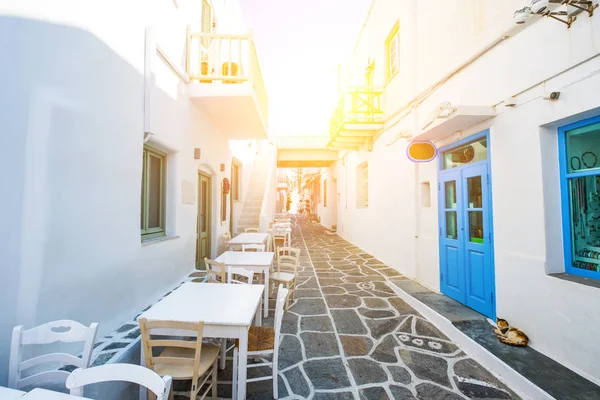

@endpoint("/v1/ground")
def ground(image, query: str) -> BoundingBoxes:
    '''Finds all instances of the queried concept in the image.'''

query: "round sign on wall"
[406,141,438,162]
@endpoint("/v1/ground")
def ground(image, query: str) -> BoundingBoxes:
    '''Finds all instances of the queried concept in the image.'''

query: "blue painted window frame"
[558,114,600,280]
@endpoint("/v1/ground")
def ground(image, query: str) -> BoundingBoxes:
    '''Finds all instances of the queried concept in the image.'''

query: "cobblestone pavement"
[179,216,520,400]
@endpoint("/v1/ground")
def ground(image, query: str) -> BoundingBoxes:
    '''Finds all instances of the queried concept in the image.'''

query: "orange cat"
[493,318,529,347]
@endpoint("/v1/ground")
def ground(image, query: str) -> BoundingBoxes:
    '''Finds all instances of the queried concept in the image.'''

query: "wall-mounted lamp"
[220,163,225,172]
[143,132,154,143]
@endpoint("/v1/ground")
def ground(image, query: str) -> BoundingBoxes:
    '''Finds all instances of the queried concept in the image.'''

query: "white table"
[139,282,264,400]
[0,386,25,399]
[215,251,275,318]
[227,233,270,250]
[22,388,92,399]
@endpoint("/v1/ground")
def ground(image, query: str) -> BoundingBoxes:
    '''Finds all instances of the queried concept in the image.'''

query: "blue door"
[438,136,495,318]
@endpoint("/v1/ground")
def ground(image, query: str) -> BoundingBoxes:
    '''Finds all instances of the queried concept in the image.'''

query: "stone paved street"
[181,216,520,400]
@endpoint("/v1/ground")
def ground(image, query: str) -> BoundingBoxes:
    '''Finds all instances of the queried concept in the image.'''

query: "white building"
[315,0,600,387]
[0,0,272,387]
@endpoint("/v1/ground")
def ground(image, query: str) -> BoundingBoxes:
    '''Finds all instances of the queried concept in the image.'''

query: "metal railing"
[329,87,384,139]
[186,30,268,122]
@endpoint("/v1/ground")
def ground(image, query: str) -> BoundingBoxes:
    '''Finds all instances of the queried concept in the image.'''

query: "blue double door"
[438,163,495,318]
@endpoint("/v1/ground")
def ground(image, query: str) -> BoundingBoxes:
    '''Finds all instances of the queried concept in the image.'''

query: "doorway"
[197,172,211,269]
[438,133,495,318]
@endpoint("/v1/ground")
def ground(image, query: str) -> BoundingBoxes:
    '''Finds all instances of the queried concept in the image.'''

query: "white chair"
[271,247,300,310]
[244,227,260,233]
[204,258,227,283]
[242,244,265,252]
[8,320,99,390]
[272,222,291,229]
[66,364,172,400]
[223,231,232,246]
[268,228,289,251]
[227,266,254,285]
[232,284,290,399]
[139,319,219,400]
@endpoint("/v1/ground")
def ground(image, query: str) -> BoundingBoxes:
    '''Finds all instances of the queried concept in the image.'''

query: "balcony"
[186,31,268,139]
[329,87,384,151]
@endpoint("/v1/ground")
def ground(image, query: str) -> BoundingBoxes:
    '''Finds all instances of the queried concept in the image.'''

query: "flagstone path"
[180,216,520,400]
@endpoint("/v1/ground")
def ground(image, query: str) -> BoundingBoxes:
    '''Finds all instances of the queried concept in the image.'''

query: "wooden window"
[232,161,241,201]
[386,22,400,81]
[141,146,166,239]
[356,162,368,207]
[324,179,328,207]
[221,180,228,223]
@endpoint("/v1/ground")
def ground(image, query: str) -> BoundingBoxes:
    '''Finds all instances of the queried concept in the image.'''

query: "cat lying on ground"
[493,318,529,347]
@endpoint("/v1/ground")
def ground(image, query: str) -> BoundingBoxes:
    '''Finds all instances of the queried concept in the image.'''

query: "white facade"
[322,0,600,384]
[0,0,267,385]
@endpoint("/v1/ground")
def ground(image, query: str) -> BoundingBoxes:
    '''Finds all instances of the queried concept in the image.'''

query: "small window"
[221,179,228,223]
[324,179,328,207]
[386,22,400,81]
[232,161,241,201]
[356,162,368,207]
[141,146,167,239]
[443,138,488,170]
[560,118,600,279]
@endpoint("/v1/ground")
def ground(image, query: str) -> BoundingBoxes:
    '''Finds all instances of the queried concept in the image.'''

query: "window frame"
[385,21,400,83]
[558,114,600,280]
[221,179,228,223]
[231,160,241,201]
[141,145,167,240]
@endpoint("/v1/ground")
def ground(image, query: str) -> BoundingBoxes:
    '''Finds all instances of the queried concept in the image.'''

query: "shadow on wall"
[0,16,191,387]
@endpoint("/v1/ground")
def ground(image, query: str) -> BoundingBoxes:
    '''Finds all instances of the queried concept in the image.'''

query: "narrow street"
[215,215,520,400]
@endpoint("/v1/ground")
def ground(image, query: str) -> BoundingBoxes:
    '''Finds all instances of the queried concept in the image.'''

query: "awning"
[413,104,496,142]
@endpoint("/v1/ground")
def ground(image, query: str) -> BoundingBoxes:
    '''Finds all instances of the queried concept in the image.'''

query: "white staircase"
[236,157,269,234]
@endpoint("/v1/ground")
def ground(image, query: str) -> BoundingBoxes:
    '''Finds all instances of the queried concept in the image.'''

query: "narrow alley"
[210,215,519,400]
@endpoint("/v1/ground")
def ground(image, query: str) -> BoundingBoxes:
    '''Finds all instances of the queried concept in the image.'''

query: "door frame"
[437,129,496,319]
[197,171,212,269]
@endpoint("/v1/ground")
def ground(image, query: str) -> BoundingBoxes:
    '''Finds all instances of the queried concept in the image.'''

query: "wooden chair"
[66,364,172,400]
[232,284,289,399]
[242,244,265,252]
[139,319,219,400]
[268,228,289,251]
[270,247,300,310]
[204,258,227,283]
[227,266,254,285]
[244,227,260,233]
[8,320,99,390]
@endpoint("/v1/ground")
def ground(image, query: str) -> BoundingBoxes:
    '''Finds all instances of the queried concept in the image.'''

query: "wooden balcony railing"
[329,87,384,139]
[186,30,268,123]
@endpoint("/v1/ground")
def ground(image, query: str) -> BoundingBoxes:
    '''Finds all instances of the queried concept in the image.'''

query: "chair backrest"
[227,266,254,285]
[204,258,227,283]
[66,364,172,400]
[8,320,99,390]
[272,222,291,229]
[139,318,203,394]
[269,228,289,250]
[273,284,290,351]
[276,247,300,275]
[244,227,260,233]
[274,217,291,223]
[242,244,265,252]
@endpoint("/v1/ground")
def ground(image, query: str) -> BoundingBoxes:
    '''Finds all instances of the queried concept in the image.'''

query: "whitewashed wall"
[0,0,250,385]
[335,0,600,384]
[316,167,338,230]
